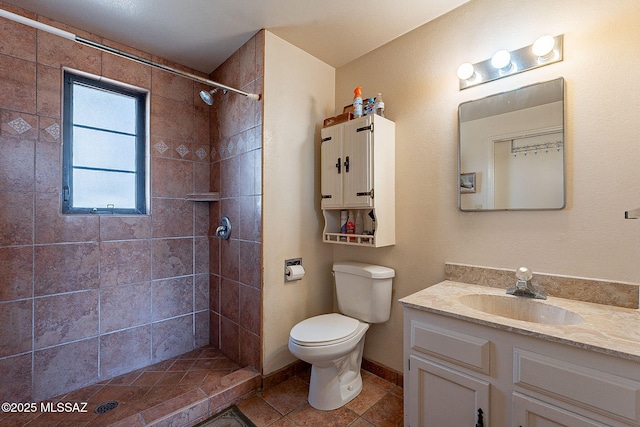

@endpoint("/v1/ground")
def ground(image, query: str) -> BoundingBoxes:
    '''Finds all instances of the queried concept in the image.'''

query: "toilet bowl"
[288,262,395,411]
[288,313,369,410]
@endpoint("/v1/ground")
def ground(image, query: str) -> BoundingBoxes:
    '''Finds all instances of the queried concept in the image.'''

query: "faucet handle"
[516,266,533,281]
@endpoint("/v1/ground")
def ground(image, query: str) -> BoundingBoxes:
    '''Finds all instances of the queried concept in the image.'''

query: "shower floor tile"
[1,345,251,427]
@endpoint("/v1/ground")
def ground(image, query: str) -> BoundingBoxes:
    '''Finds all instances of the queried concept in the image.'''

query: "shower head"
[199,88,228,105]
[199,88,217,105]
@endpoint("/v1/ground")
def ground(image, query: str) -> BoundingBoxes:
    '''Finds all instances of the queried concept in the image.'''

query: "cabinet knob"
[343,156,350,172]
[336,157,341,174]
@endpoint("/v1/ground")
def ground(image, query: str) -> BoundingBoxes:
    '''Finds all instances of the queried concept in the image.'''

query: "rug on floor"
[194,405,257,427]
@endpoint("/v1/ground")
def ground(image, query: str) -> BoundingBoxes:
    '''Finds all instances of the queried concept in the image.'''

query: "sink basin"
[459,294,583,325]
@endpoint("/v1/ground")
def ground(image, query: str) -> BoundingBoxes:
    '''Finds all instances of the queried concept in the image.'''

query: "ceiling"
[2,0,469,74]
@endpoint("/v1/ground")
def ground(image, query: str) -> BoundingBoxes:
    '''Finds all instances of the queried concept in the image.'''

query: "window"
[62,72,146,214]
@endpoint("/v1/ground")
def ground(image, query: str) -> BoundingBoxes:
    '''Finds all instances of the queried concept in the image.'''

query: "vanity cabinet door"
[512,393,609,427]
[408,355,489,427]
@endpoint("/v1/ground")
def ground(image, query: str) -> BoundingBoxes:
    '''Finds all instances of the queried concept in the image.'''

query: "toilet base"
[307,336,366,410]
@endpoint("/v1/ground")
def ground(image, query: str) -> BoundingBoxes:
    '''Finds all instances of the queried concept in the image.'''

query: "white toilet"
[288,261,395,410]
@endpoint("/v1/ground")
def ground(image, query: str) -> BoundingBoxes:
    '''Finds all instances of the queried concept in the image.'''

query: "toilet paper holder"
[284,258,303,282]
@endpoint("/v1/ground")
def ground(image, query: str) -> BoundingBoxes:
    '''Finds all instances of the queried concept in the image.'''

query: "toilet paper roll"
[286,265,305,281]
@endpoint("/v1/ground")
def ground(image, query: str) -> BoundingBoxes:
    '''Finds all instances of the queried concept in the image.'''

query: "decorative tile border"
[445,263,639,309]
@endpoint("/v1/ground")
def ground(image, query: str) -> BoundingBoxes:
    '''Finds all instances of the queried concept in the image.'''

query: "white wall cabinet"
[320,114,395,247]
[403,306,640,427]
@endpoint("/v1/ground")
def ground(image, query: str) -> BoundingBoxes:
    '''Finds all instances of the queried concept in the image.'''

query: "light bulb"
[532,35,555,57]
[491,49,512,70]
[457,62,475,80]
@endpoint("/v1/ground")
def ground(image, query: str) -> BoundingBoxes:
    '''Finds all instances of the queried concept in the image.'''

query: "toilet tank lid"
[333,261,395,279]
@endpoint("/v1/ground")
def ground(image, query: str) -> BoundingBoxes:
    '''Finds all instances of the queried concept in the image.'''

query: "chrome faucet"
[506,267,546,300]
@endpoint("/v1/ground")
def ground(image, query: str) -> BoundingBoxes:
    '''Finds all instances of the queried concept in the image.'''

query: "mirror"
[458,78,564,211]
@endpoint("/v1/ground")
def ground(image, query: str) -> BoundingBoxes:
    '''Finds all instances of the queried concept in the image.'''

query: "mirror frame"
[458,78,565,211]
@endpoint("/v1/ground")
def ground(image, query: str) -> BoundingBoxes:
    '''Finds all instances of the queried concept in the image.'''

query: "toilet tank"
[333,261,395,323]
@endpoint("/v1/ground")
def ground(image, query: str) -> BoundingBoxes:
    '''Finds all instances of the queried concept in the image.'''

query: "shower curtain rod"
[0,8,261,101]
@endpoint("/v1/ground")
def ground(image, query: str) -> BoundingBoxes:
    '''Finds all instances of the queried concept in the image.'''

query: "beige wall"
[262,32,336,374]
[334,0,640,372]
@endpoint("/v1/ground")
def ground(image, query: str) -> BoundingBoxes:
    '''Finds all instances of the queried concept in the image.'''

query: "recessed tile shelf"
[185,192,221,202]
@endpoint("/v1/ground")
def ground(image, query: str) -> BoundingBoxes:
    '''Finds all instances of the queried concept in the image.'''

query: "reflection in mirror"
[458,78,564,211]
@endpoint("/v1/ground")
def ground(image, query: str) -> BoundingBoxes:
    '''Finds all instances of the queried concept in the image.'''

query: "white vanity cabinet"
[403,305,640,427]
[320,114,395,247]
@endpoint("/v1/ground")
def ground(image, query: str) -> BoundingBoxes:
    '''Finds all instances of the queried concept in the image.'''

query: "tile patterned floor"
[0,346,257,427]
[0,345,403,427]
[238,370,404,427]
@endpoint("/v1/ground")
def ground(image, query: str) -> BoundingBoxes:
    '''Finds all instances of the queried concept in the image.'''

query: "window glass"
[72,84,138,134]
[62,72,146,214]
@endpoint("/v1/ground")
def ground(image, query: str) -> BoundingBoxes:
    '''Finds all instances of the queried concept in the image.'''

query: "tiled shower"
[0,1,263,403]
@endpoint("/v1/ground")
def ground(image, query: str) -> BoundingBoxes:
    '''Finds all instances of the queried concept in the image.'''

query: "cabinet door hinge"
[356,124,373,133]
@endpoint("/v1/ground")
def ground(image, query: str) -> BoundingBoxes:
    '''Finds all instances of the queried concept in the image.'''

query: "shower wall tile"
[0,15,36,61]
[33,338,99,401]
[1,110,38,139]
[239,241,261,289]
[36,65,61,119]
[152,237,193,280]
[0,353,32,402]
[100,325,151,378]
[195,310,210,348]
[239,284,261,335]
[99,215,151,241]
[38,116,60,143]
[151,157,194,197]
[0,246,33,301]
[220,317,240,362]
[152,315,194,362]
[36,28,101,74]
[101,40,152,90]
[35,192,100,243]
[34,243,100,296]
[209,275,220,313]
[220,278,240,323]
[35,139,61,193]
[0,2,213,400]
[220,238,240,281]
[151,95,194,141]
[0,191,33,246]
[0,136,34,193]
[100,240,152,286]
[34,290,99,349]
[195,274,209,312]
[239,328,260,369]
[0,55,36,113]
[100,282,151,333]
[152,276,194,321]
[209,31,263,369]
[151,198,194,238]
[153,69,192,103]
[194,237,209,274]
[0,300,32,357]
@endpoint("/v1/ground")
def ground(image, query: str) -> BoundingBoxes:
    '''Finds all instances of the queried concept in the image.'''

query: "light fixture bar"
[0,8,261,101]
[459,34,563,90]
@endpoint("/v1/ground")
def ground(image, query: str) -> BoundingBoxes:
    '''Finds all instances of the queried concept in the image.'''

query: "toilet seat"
[290,313,360,347]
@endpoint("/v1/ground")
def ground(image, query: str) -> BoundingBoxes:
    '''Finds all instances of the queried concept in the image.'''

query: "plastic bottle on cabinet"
[346,211,355,235]
[355,210,363,235]
[353,87,363,118]
[374,93,385,117]
[340,210,348,234]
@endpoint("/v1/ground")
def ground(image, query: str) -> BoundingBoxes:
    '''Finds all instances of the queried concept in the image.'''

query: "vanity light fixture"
[458,34,563,90]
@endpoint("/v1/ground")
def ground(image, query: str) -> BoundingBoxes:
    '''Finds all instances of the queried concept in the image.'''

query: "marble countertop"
[399,281,640,363]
